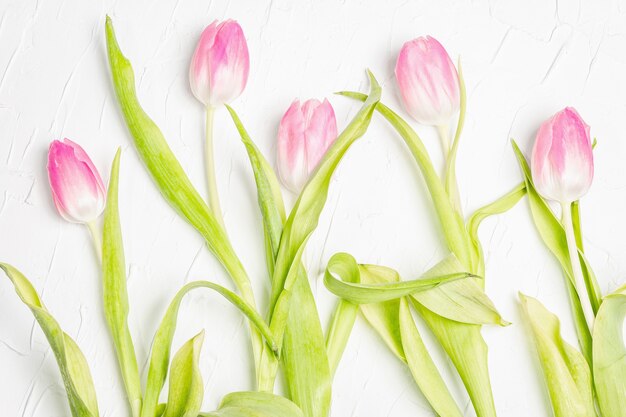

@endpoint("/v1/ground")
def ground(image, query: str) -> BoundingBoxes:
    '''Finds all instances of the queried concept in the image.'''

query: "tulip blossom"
[531,107,595,331]
[531,107,594,204]
[277,98,338,193]
[189,19,250,108]
[395,36,460,127]
[47,139,106,224]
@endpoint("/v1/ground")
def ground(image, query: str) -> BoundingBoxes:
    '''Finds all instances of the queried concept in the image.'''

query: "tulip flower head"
[47,139,106,224]
[395,36,460,126]
[531,107,594,204]
[189,20,250,107]
[277,98,338,193]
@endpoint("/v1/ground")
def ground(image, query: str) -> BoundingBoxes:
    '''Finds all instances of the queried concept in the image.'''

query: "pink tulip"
[395,36,460,126]
[47,139,106,224]
[189,20,250,107]
[277,98,338,193]
[531,107,594,204]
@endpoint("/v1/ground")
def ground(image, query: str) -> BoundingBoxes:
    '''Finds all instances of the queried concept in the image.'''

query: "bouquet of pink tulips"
[1,13,624,417]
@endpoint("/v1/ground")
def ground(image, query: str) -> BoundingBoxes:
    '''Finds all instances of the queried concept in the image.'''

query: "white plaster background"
[1,0,626,416]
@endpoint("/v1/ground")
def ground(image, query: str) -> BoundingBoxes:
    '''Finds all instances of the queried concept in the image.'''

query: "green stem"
[86,220,102,262]
[205,106,225,230]
[561,202,595,332]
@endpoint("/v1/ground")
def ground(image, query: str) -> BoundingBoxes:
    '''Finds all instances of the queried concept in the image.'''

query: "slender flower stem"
[436,124,451,159]
[204,105,226,230]
[561,202,595,331]
[86,220,102,262]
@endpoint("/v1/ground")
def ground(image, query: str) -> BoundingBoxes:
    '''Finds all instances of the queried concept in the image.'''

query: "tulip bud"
[395,36,460,126]
[531,107,594,204]
[189,20,250,107]
[276,98,338,193]
[47,139,106,224]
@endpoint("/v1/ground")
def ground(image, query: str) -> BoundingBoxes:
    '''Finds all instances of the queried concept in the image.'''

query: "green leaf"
[199,392,304,417]
[0,263,99,417]
[324,258,472,304]
[519,293,595,417]
[104,17,262,366]
[226,106,331,416]
[162,331,205,417]
[593,285,626,417]
[411,255,509,326]
[512,141,594,363]
[102,149,142,417]
[142,281,276,417]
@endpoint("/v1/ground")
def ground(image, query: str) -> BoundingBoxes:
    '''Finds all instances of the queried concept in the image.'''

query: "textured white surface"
[1,0,626,416]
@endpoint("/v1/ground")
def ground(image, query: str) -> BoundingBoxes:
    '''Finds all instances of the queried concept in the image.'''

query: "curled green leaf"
[324,252,473,303]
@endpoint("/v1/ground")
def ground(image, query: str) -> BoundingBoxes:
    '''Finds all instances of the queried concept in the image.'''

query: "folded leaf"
[227,106,331,416]
[0,263,99,417]
[102,149,142,417]
[519,293,595,417]
[162,331,205,417]
[593,285,626,417]
[104,16,262,367]
[325,255,472,303]
[142,281,276,417]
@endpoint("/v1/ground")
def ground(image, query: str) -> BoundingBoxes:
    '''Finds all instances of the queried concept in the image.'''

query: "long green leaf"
[512,141,594,363]
[141,281,276,417]
[519,293,595,417]
[0,263,99,417]
[104,16,262,366]
[199,392,304,417]
[162,331,205,417]
[102,149,142,417]
[227,106,331,416]
[593,285,626,417]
